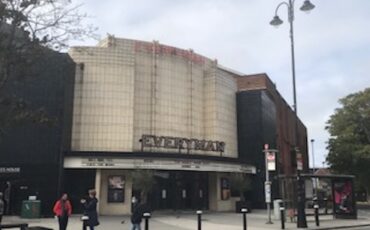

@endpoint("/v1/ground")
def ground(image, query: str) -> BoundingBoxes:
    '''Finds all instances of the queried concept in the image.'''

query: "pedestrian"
[53,193,72,230]
[81,189,99,230]
[0,192,4,223]
[130,196,143,230]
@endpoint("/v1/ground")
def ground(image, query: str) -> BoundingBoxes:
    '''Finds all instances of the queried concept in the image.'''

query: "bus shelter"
[279,174,357,220]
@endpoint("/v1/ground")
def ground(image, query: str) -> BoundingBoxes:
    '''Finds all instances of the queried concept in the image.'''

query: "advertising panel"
[332,179,356,219]
[107,176,125,203]
[221,178,230,200]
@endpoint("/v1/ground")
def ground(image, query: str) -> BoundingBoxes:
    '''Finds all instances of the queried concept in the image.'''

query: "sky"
[71,0,370,169]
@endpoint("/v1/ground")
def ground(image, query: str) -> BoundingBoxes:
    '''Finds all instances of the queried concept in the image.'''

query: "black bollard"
[143,212,151,230]
[196,210,202,230]
[314,204,320,226]
[280,207,285,229]
[241,208,248,230]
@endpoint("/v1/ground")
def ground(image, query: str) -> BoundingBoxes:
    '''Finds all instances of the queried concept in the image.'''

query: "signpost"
[267,152,276,171]
[296,152,303,171]
[263,144,278,224]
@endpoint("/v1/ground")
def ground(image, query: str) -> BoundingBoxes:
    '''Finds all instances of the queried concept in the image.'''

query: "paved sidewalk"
[2,210,370,230]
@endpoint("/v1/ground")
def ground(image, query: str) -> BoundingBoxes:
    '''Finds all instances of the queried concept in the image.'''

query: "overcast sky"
[72,0,370,168]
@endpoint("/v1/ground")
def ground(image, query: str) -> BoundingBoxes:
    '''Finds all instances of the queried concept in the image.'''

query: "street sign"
[265,181,271,203]
[266,152,276,171]
[297,152,303,171]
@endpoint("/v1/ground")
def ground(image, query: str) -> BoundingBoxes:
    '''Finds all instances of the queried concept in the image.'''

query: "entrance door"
[150,171,209,211]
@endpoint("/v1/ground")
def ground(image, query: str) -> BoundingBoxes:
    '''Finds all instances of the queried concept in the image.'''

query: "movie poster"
[221,178,230,200]
[107,176,125,203]
[333,180,354,215]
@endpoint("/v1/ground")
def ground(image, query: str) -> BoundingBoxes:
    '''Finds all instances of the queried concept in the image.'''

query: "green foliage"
[229,173,252,201]
[326,88,370,192]
[130,169,156,203]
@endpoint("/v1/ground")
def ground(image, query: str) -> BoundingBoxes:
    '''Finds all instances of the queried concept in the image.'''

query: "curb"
[310,224,370,230]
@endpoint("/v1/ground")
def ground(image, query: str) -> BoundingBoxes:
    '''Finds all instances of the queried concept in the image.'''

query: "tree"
[0,0,97,136]
[130,169,156,205]
[230,172,252,202]
[326,88,370,195]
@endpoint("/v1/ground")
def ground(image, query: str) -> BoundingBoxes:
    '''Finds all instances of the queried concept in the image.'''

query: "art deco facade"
[68,37,238,157]
[0,36,309,216]
[64,37,254,214]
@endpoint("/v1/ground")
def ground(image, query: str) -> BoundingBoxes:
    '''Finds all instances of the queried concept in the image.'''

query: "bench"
[0,223,28,230]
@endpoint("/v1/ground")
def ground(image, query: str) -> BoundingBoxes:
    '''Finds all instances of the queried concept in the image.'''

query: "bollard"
[280,207,285,229]
[241,208,248,230]
[143,212,151,230]
[196,210,202,230]
[314,204,320,226]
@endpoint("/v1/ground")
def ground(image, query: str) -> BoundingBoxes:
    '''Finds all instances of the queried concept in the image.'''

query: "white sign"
[297,153,303,171]
[266,152,276,171]
[162,189,167,199]
[64,157,256,174]
[265,182,271,203]
[0,167,20,173]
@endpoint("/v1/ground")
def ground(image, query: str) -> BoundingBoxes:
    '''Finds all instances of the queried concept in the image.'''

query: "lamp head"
[270,15,283,27]
[300,0,315,12]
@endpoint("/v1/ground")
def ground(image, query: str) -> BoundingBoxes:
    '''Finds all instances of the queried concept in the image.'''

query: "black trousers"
[82,221,94,230]
[0,214,3,223]
[58,215,69,230]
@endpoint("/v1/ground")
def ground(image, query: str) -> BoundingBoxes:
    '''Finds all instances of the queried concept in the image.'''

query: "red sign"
[135,41,206,65]
[267,152,276,171]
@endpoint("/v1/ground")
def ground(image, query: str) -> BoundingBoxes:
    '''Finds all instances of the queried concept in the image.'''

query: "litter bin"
[273,199,283,220]
[21,200,41,218]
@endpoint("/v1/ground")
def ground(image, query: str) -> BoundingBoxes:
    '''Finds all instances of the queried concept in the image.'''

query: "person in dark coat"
[53,193,73,230]
[81,189,99,230]
[130,197,143,230]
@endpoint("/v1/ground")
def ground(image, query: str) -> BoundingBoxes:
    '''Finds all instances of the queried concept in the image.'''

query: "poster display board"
[108,175,125,203]
[332,179,356,219]
[221,178,230,200]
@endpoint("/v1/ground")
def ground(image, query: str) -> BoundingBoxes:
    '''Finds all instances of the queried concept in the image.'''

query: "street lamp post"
[270,0,315,228]
[310,139,316,173]
[311,139,317,197]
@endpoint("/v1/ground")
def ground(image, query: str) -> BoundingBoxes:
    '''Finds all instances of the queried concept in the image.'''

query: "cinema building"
[0,36,308,216]
[62,36,308,214]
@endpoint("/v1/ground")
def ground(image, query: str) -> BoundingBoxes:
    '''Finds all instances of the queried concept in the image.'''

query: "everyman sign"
[141,134,225,153]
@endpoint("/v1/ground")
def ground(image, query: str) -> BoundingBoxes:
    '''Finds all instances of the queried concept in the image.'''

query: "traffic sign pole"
[262,144,278,224]
[263,144,278,224]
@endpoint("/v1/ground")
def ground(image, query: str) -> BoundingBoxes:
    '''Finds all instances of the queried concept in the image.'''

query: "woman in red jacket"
[53,193,72,230]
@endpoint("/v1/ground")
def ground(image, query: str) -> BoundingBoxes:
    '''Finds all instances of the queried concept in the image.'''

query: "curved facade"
[63,37,308,215]
[0,36,309,216]
[69,37,238,157]
[65,37,253,215]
